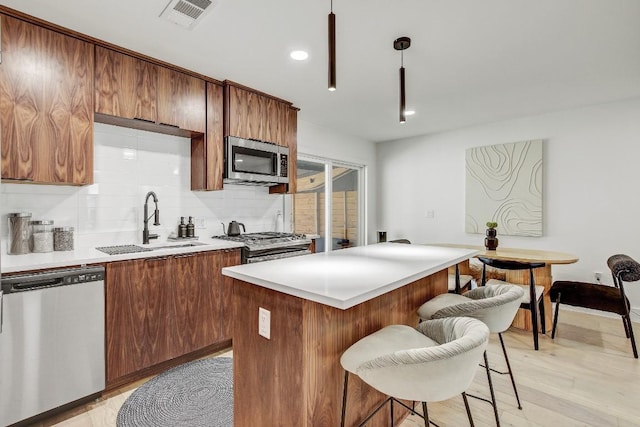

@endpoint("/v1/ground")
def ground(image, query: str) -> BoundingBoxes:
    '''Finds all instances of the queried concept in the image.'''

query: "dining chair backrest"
[477,257,545,287]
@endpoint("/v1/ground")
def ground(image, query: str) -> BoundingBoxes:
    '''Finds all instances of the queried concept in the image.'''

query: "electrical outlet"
[594,271,603,283]
[425,210,435,219]
[195,217,206,229]
[258,307,271,339]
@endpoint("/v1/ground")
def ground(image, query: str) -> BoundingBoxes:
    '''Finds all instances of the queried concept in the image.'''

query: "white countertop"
[222,243,479,310]
[1,238,244,274]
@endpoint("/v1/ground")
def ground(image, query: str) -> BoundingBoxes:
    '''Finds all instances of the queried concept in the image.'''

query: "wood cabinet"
[0,14,94,185]
[95,47,206,133]
[105,249,239,385]
[94,46,157,122]
[220,248,242,341]
[224,83,291,146]
[225,82,299,194]
[157,66,206,133]
[191,81,224,190]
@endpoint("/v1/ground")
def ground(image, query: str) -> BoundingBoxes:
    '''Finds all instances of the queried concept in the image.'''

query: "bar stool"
[417,284,525,427]
[340,317,489,427]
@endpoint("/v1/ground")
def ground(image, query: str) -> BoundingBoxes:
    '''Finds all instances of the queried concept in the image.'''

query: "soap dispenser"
[178,217,187,238]
[187,216,195,238]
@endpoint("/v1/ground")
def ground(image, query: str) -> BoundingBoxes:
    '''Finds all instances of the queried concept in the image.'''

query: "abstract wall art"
[465,139,543,237]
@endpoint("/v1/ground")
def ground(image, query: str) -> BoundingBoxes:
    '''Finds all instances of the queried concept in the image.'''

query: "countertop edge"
[1,239,245,274]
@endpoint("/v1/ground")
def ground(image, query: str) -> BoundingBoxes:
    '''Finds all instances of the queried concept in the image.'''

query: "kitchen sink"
[96,242,206,255]
[152,242,207,249]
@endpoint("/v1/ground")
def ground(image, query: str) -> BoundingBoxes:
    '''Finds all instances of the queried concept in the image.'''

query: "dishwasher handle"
[0,290,3,334]
[1,266,105,294]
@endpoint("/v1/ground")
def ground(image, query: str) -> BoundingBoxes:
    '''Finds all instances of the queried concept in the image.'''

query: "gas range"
[213,232,312,263]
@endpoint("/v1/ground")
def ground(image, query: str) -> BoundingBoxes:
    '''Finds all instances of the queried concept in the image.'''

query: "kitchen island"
[222,243,478,427]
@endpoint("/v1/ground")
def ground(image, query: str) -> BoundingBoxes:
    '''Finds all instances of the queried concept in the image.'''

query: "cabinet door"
[0,15,94,185]
[220,249,242,341]
[105,259,149,383]
[171,251,222,355]
[226,85,264,140]
[142,256,173,366]
[95,46,157,122]
[191,81,224,191]
[157,67,206,133]
[270,107,298,194]
[264,98,289,146]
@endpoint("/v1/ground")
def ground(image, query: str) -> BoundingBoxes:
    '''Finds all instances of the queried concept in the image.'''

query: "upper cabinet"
[157,66,206,133]
[0,14,94,185]
[225,82,298,194]
[95,46,157,123]
[224,82,290,146]
[191,81,224,191]
[95,47,205,134]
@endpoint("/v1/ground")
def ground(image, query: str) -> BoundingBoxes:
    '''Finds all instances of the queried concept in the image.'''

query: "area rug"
[117,357,233,427]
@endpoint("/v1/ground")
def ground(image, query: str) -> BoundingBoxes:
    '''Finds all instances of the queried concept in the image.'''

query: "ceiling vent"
[160,0,214,30]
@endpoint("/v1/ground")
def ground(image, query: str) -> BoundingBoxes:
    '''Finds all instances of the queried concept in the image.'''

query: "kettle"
[222,221,246,236]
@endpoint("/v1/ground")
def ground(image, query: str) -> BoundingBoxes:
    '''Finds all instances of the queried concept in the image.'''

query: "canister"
[53,227,75,251]
[31,220,54,253]
[8,212,32,254]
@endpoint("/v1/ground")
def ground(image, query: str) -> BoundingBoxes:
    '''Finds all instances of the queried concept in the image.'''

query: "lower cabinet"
[105,249,240,385]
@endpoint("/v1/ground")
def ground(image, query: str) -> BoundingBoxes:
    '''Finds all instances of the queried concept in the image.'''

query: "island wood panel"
[0,14,94,185]
[157,66,206,133]
[191,81,224,190]
[220,249,242,341]
[232,269,448,427]
[94,46,157,122]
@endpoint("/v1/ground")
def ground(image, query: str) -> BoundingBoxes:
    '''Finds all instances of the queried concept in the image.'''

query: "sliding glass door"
[293,157,364,252]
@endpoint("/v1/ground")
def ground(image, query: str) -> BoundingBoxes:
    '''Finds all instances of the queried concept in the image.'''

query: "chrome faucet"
[143,191,160,244]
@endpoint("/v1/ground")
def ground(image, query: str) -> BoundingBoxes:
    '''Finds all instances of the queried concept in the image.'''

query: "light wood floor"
[34,310,639,427]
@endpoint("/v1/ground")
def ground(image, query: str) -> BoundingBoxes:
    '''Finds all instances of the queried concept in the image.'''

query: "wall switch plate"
[425,210,435,219]
[594,271,603,283]
[258,307,271,339]
[195,217,206,229]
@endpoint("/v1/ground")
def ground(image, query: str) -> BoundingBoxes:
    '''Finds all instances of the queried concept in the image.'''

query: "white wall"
[376,97,640,313]
[1,123,287,251]
[297,119,377,245]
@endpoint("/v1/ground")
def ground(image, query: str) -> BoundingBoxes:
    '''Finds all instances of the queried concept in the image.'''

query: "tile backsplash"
[1,123,290,251]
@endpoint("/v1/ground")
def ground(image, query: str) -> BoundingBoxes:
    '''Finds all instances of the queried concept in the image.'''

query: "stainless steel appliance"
[0,266,105,426]
[224,136,289,186]
[213,232,311,263]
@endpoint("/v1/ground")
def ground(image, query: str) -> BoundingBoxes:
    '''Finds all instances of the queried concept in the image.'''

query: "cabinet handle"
[0,290,3,334]
[133,117,155,124]
[159,122,180,129]
[2,177,34,182]
[144,256,170,263]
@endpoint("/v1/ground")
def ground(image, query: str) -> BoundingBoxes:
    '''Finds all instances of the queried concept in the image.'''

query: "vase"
[484,228,499,250]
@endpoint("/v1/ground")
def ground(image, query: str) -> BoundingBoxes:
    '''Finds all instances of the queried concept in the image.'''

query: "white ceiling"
[2,0,640,143]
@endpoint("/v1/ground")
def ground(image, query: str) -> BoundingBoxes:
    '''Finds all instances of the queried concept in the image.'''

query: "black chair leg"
[622,315,631,338]
[340,371,348,427]
[483,351,501,427]
[462,392,475,427]
[539,296,546,335]
[498,333,522,409]
[530,303,539,351]
[552,293,561,339]
[422,402,429,427]
[625,314,638,359]
[390,397,394,426]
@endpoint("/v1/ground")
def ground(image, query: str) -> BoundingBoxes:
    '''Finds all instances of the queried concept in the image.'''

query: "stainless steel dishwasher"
[0,266,105,426]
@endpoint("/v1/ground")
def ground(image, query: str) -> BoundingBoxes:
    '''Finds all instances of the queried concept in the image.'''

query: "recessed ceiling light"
[405,110,416,116]
[290,50,309,61]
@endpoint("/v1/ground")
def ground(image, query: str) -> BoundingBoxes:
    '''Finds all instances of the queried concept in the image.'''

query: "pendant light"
[328,0,336,91]
[394,37,411,123]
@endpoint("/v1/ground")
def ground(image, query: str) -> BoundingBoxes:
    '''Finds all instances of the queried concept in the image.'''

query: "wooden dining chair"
[477,257,547,350]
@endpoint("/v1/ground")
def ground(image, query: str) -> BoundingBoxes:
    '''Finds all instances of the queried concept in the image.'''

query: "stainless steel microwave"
[224,136,289,186]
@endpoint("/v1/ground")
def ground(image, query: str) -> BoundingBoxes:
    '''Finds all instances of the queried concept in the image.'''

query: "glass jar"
[8,212,32,254]
[53,227,75,251]
[31,220,54,253]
